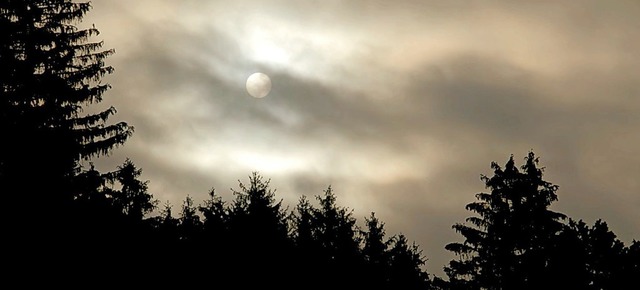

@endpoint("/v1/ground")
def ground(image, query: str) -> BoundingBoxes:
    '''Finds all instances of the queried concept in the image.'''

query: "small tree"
[198,188,227,239]
[179,195,202,242]
[388,234,431,289]
[108,159,156,220]
[155,201,179,243]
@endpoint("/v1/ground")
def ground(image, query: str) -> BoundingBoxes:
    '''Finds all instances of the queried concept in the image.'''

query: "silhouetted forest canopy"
[1,1,638,288]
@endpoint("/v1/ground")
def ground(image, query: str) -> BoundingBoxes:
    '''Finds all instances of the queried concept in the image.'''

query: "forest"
[1,1,638,288]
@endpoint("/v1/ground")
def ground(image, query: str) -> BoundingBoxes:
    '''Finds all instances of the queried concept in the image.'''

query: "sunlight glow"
[231,150,306,174]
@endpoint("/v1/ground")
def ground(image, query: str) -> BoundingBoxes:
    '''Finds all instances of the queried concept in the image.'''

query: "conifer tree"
[362,212,390,287]
[292,195,315,250]
[445,152,565,290]
[198,188,227,239]
[290,195,321,284]
[155,201,179,244]
[108,159,156,221]
[0,1,132,201]
[312,186,362,287]
[227,173,291,286]
[179,195,202,242]
[388,234,431,289]
[229,172,289,247]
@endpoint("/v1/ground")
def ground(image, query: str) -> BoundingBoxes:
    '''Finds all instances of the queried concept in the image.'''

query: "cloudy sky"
[86,0,639,275]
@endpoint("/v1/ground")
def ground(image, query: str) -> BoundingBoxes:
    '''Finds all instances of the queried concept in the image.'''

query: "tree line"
[1,1,637,288]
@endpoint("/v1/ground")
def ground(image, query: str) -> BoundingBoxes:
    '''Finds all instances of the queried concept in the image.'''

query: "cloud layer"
[86,0,640,275]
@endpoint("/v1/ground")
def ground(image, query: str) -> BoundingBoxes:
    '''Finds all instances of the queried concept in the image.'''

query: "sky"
[86,0,639,275]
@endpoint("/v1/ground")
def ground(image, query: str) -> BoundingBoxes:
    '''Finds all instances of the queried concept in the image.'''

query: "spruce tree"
[198,188,227,241]
[445,152,565,290]
[227,173,291,286]
[293,195,315,250]
[197,188,229,275]
[387,234,431,289]
[290,195,321,284]
[178,195,202,242]
[228,172,289,248]
[0,1,132,202]
[312,186,362,287]
[107,159,156,221]
[362,212,390,287]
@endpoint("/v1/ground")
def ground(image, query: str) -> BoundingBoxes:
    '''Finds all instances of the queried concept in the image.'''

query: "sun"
[246,72,272,98]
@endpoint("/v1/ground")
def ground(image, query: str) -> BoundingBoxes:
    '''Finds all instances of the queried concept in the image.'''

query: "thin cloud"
[87,0,640,276]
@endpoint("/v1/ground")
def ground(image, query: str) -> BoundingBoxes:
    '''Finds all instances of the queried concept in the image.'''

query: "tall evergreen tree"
[445,152,565,290]
[227,173,291,286]
[362,212,390,287]
[313,186,361,261]
[229,172,289,246]
[312,186,362,287]
[196,188,228,275]
[0,1,132,202]
[292,195,315,250]
[290,195,321,284]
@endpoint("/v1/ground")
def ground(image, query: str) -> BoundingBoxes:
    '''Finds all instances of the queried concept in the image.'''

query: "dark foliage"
[0,1,132,202]
[444,152,638,290]
[445,152,566,290]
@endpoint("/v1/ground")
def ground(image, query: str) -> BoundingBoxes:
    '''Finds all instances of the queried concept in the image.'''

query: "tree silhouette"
[106,159,157,221]
[445,152,566,290]
[561,219,639,290]
[154,200,180,244]
[388,234,431,289]
[362,212,390,287]
[311,186,363,287]
[195,188,229,277]
[293,195,316,250]
[0,1,132,199]
[179,195,202,242]
[625,240,640,282]
[227,172,292,286]
[585,219,626,289]
[291,195,321,283]
[198,188,228,243]
[545,220,591,288]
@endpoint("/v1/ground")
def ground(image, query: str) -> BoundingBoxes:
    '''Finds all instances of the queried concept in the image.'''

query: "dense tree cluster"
[441,153,639,290]
[144,174,432,288]
[1,1,637,288]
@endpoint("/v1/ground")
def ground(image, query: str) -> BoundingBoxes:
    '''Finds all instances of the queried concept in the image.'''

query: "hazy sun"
[246,72,272,98]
